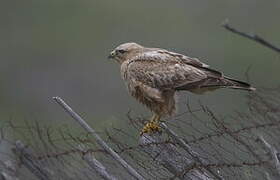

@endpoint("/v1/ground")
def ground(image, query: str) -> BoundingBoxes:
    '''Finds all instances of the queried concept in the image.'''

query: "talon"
[140,121,161,135]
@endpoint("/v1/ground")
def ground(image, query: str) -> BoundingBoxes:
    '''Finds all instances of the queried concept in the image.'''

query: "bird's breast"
[120,61,130,81]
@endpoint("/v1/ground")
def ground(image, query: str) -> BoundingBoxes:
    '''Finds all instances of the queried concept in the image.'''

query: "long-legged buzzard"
[109,42,255,134]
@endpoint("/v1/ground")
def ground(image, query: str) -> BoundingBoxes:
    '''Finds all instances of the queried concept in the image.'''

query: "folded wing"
[126,50,254,94]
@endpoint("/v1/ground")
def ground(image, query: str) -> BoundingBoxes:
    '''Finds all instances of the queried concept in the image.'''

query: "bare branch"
[256,136,280,180]
[139,132,213,180]
[13,141,53,180]
[0,159,19,180]
[52,97,145,180]
[78,145,118,180]
[222,20,280,53]
[161,123,223,180]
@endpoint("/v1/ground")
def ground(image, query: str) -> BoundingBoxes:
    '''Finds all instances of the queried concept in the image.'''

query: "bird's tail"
[198,76,256,91]
[183,76,255,94]
[221,76,256,91]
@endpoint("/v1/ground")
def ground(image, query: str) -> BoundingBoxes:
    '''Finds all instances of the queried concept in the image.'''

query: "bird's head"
[108,42,143,63]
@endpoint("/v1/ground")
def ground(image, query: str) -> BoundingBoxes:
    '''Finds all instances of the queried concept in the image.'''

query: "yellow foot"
[140,121,161,135]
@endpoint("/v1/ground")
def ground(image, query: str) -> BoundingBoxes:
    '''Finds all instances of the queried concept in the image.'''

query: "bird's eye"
[117,49,126,54]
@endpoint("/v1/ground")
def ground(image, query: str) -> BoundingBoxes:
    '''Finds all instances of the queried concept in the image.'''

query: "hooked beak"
[108,50,116,59]
[108,54,113,59]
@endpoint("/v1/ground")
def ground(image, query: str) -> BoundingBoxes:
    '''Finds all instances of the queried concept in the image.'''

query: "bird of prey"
[108,42,255,134]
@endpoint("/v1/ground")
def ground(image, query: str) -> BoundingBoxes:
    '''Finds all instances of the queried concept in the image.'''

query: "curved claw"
[140,121,161,135]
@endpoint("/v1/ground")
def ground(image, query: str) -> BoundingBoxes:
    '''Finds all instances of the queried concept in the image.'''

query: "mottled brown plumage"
[109,42,255,133]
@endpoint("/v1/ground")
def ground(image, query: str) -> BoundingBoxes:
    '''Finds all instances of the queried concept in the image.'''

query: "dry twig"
[78,145,117,180]
[222,20,280,53]
[139,132,213,180]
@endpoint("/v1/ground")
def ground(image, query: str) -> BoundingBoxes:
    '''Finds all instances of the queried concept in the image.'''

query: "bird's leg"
[140,114,161,135]
[151,114,161,124]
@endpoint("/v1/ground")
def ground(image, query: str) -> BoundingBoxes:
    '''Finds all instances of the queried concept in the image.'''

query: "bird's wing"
[148,49,210,68]
[126,52,214,90]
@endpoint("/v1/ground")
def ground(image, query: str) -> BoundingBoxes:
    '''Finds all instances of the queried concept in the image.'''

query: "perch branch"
[78,145,118,180]
[256,136,280,180]
[13,141,53,180]
[0,159,19,180]
[222,20,280,53]
[52,97,145,180]
[161,123,223,180]
[139,132,213,180]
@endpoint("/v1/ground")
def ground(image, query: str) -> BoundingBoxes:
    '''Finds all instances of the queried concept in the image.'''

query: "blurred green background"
[0,0,279,132]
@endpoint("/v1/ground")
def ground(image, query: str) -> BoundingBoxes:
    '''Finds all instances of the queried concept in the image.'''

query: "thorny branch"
[36,141,174,160]
[185,120,280,144]
[33,118,280,161]
[1,87,280,179]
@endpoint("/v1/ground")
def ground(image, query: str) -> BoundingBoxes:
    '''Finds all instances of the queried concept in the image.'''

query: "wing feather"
[122,48,253,95]
[128,49,209,67]
[125,53,208,90]
[155,49,209,67]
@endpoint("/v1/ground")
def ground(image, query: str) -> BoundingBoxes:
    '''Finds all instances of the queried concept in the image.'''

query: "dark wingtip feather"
[223,76,256,92]
[229,86,256,91]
